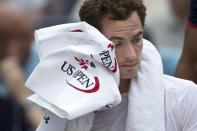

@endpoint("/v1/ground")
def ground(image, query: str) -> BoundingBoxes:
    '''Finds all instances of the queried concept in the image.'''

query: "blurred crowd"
[0,0,196,131]
[0,1,80,131]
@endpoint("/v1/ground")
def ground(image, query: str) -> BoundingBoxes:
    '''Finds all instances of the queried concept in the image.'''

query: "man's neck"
[119,79,131,93]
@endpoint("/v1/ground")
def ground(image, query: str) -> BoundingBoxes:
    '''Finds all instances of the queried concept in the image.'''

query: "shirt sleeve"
[36,110,67,131]
[188,0,197,28]
[180,83,197,131]
[36,110,94,131]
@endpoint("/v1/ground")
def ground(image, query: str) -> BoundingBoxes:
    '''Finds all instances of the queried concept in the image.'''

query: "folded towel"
[25,22,121,119]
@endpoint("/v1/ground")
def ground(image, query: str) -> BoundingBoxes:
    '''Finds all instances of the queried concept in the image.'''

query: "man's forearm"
[176,0,197,83]
[176,54,197,83]
[176,26,197,83]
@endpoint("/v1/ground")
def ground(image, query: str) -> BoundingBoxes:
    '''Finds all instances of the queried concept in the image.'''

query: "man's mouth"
[120,62,139,67]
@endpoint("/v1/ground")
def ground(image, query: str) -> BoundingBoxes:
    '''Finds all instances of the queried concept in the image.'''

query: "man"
[78,0,197,130]
[0,4,42,130]
[34,0,197,131]
[176,0,197,83]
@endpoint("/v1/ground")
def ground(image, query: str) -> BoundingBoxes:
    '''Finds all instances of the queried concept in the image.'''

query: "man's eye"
[113,41,122,47]
[132,37,142,44]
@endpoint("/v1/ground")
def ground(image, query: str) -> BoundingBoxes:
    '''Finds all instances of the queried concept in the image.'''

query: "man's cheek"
[115,52,122,65]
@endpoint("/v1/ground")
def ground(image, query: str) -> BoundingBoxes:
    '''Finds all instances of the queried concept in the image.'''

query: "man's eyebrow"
[108,30,143,41]
[132,31,143,38]
[109,36,125,41]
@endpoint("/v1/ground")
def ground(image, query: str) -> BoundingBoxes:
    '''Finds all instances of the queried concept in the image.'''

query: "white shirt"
[91,76,197,131]
[38,75,197,131]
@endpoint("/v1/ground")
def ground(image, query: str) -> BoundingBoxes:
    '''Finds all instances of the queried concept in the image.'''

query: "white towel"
[26,22,165,131]
[126,39,165,131]
[25,22,121,119]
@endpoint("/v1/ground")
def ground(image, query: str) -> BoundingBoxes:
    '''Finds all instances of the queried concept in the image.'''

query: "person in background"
[0,4,42,131]
[37,0,79,28]
[145,0,190,76]
[176,0,197,84]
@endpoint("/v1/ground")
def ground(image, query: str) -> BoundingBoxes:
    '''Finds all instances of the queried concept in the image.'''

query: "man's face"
[0,7,33,65]
[100,11,143,79]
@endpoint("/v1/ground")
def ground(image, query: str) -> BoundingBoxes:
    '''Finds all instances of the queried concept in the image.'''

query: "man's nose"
[124,43,137,60]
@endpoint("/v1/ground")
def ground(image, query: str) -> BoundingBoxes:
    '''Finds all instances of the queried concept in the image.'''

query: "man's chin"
[119,67,139,79]
[120,72,137,79]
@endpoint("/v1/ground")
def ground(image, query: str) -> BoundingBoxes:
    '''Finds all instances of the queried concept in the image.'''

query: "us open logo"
[70,28,117,73]
[61,57,100,93]
[99,43,117,73]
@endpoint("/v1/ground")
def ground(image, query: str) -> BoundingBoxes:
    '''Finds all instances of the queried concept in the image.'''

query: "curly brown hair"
[79,0,146,30]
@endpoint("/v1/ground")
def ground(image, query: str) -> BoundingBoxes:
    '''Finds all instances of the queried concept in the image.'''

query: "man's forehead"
[112,25,142,33]
[108,30,143,41]
[101,12,142,31]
